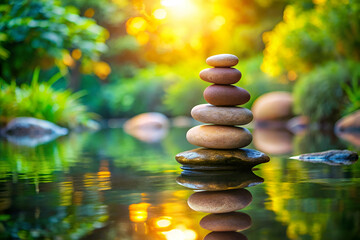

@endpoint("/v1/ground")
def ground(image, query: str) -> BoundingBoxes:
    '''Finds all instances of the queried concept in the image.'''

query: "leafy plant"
[342,65,360,115]
[0,68,94,128]
[0,0,107,82]
[293,62,349,123]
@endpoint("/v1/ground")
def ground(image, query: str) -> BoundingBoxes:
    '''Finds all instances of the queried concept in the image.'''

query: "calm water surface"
[0,128,359,240]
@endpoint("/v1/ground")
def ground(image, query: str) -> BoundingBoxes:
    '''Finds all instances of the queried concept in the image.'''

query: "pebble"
[191,104,253,125]
[176,170,264,191]
[203,85,250,106]
[187,189,252,213]
[175,148,269,170]
[199,68,242,85]
[186,125,252,149]
[204,231,248,240]
[200,212,252,231]
[206,54,239,67]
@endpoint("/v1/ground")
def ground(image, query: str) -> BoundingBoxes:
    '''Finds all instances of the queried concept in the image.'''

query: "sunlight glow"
[129,203,151,223]
[162,228,197,240]
[161,0,198,18]
[153,8,167,20]
[155,217,172,228]
[126,17,148,35]
[71,49,82,60]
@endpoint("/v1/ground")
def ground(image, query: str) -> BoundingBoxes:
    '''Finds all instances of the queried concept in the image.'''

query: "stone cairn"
[175,54,270,239]
[176,54,269,171]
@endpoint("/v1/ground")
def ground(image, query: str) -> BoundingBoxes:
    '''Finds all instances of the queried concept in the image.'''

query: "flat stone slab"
[175,148,270,170]
[177,170,264,191]
[290,150,358,166]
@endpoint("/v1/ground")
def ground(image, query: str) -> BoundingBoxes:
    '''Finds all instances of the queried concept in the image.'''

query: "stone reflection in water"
[177,170,263,191]
[177,168,265,240]
[253,127,293,155]
[203,231,247,240]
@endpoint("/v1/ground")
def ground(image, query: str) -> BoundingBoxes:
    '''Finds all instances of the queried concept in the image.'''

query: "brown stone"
[204,231,248,240]
[206,54,239,67]
[200,212,252,231]
[175,148,270,170]
[204,85,250,106]
[199,68,242,85]
[335,110,360,132]
[186,125,252,149]
[191,104,253,126]
[187,189,252,213]
[251,91,293,121]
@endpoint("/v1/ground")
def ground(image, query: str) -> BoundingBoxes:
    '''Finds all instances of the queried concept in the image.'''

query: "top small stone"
[206,54,239,67]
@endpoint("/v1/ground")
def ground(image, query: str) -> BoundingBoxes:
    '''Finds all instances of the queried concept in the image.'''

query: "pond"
[0,128,359,240]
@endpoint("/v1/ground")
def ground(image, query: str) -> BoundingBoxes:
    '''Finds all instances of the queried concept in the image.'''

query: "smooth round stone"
[204,231,248,240]
[176,170,264,191]
[191,104,253,126]
[206,54,239,67]
[199,68,242,85]
[175,148,270,170]
[186,125,252,149]
[187,189,252,213]
[200,212,252,231]
[204,85,250,106]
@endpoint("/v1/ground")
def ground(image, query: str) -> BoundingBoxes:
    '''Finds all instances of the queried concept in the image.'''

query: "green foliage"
[0,68,94,128]
[293,62,349,123]
[262,0,360,77]
[96,66,167,117]
[342,62,360,115]
[237,56,292,109]
[0,0,107,81]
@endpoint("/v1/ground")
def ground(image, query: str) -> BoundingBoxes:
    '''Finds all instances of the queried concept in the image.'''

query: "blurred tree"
[0,0,108,83]
[262,0,360,122]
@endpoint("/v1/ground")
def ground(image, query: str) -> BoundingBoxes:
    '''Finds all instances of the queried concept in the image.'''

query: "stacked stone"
[186,54,253,150]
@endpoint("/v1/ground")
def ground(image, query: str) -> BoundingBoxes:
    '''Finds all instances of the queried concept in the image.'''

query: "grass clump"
[0,68,94,128]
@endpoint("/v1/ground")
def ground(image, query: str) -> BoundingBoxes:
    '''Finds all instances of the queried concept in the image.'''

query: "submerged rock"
[1,117,68,147]
[290,150,358,165]
[175,148,270,170]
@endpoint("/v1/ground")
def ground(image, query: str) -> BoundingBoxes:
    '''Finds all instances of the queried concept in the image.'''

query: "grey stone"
[2,117,68,146]
[290,150,358,165]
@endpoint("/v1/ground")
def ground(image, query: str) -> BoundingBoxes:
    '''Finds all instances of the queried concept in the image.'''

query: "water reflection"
[178,169,264,240]
[177,170,263,191]
[0,128,359,239]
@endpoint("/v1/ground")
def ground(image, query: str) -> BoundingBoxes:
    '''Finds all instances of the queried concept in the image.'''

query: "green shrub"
[0,68,94,128]
[0,0,107,81]
[342,61,360,115]
[293,62,350,123]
